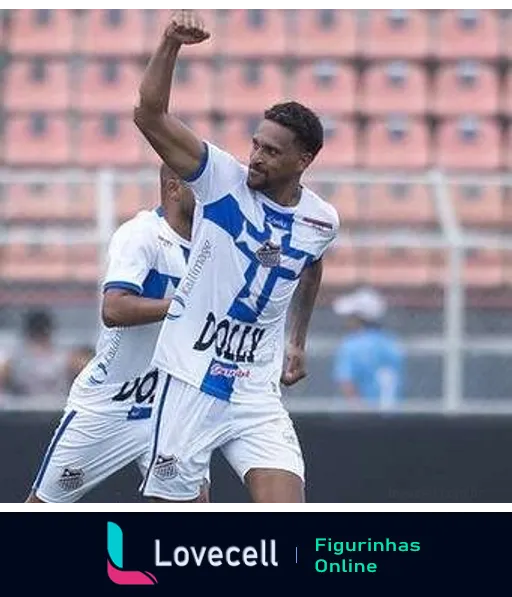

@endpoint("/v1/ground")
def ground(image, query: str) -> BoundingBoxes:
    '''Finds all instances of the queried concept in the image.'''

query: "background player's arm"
[102,290,171,329]
[281,259,323,386]
[134,10,209,180]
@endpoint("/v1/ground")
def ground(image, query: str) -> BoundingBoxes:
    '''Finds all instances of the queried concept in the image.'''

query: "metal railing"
[1,168,511,414]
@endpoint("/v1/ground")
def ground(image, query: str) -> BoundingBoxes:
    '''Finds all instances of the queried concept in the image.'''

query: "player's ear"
[297,151,314,173]
[165,179,181,202]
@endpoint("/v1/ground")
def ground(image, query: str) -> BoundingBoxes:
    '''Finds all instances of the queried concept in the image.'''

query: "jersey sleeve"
[183,142,246,205]
[103,218,155,295]
[315,207,340,262]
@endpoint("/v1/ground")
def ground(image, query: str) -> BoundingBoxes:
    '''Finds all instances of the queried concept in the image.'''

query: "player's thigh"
[32,410,150,503]
[142,375,229,502]
[222,412,305,503]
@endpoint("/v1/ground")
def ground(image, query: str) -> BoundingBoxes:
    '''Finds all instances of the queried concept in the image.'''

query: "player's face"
[247,120,307,191]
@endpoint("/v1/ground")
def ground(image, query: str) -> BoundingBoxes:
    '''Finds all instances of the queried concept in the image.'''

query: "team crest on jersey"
[58,467,84,491]
[153,454,178,480]
[256,241,281,268]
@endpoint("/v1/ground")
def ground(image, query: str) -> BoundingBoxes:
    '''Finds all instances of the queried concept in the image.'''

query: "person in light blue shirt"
[332,288,404,405]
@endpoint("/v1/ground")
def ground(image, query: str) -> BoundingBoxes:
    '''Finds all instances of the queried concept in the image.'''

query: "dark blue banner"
[4,512,508,594]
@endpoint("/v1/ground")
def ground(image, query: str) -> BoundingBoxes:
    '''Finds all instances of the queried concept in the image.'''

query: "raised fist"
[166,10,210,45]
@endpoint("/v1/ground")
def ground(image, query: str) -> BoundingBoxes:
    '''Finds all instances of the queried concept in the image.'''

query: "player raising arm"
[135,10,340,503]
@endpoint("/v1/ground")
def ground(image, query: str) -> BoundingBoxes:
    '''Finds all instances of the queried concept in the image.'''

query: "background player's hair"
[264,101,324,158]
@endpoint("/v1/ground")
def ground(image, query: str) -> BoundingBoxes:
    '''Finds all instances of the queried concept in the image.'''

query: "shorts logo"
[107,522,158,585]
[256,241,281,268]
[58,467,84,491]
[153,454,178,480]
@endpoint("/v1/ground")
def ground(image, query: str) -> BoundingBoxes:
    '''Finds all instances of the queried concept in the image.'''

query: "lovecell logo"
[107,522,158,585]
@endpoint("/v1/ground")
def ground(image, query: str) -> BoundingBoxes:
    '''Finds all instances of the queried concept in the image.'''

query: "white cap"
[332,288,387,322]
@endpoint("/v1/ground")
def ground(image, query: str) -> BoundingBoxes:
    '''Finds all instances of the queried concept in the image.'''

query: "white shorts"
[142,374,304,501]
[32,408,152,503]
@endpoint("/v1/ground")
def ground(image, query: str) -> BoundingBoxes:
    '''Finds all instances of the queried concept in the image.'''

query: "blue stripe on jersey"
[183,143,209,183]
[142,269,180,299]
[197,194,317,400]
[200,359,237,401]
[104,281,142,295]
[203,194,315,324]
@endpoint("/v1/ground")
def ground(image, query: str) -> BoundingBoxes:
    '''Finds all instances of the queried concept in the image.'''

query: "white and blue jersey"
[152,142,339,404]
[68,208,190,419]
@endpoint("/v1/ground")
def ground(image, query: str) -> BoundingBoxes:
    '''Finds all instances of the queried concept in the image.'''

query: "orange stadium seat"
[222,10,288,57]
[506,13,512,59]
[0,13,5,50]
[294,10,357,58]
[218,62,286,116]
[5,114,71,166]
[506,127,512,171]
[364,183,436,227]
[67,243,100,284]
[2,243,68,283]
[503,69,512,117]
[293,62,356,115]
[315,183,360,227]
[363,247,434,287]
[464,249,504,288]
[76,59,141,113]
[360,62,428,117]
[361,10,430,60]
[77,115,141,167]
[5,183,75,223]
[451,183,504,227]
[435,117,502,171]
[435,10,500,60]
[113,183,145,222]
[171,59,214,115]
[323,245,360,288]
[222,117,257,164]
[4,59,70,112]
[152,9,217,56]
[361,117,430,170]
[432,62,499,117]
[313,118,358,170]
[9,9,74,55]
[77,9,145,56]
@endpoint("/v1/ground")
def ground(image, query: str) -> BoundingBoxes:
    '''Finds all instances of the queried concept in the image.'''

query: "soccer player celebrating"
[135,10,340,503]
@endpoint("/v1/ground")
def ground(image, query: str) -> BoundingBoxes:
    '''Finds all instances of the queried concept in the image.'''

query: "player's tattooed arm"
[281,258,323,387]
[134,10,210,179]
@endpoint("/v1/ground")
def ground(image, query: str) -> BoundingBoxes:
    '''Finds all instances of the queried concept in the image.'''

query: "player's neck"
[263,180,303,209]
[162,205,191,241]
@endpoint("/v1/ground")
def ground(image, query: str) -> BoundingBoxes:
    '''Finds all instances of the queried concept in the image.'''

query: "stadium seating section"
[0,10,511,291]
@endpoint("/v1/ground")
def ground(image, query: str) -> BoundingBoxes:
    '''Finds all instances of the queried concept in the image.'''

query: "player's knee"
[245,468,305,503]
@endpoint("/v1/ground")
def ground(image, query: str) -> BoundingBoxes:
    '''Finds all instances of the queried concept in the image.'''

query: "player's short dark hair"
[264,101,324,158]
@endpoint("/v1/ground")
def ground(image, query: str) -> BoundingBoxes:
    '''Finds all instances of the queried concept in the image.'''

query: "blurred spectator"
[0,310,69,399]
[332,288,405,406]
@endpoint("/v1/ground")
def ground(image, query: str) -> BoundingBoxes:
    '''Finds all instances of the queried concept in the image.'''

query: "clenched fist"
[166,10,210,45]
[281,345,307,387]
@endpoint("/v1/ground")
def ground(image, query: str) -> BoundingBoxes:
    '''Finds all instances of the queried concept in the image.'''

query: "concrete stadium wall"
[2,411,512,503]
